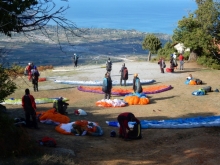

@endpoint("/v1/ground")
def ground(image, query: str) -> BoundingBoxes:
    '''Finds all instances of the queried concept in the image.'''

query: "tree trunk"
[188,51,197,62]
[148,52,152,61]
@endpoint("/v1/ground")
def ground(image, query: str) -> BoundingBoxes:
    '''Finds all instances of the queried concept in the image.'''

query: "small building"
[173,43,190,54]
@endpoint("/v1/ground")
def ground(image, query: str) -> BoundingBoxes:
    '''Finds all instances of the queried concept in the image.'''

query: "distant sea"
[53,0,197,35]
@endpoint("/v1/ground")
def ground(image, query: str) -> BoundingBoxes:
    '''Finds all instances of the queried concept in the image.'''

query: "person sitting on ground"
[117,112,142,140]
[86,123,104,136]
[186,74,193,80]
[186,74,203,85]
[72,123,86,136]
[133,73,142,93]
[53,97,69,115]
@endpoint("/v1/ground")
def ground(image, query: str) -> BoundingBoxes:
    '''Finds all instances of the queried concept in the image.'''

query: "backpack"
[123,67,128,80]
[196,79,202,85]
[102,77,108,92]
[127,123,142,140]
[163,61,166,68]
[74,55,79,61]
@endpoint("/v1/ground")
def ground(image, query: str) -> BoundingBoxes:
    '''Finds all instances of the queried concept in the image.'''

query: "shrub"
[183,51,190,60]
[0,111,41,158]
[37,65,53,71]
[0,65,17,103]
[197,56,220,69]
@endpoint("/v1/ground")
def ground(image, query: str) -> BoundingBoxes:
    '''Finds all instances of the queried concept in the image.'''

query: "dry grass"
[3,61,220,165]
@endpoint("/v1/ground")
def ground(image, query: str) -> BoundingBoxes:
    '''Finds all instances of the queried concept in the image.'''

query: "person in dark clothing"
[170,55,175,73]
[21,88,38,129]
[31,62,37,70]
[158,57,166,73]
[106,58,112,74]
[133,73,142,93]
[73,53,79,67]
[54,97,69,115]
[31,69,40,92]
[117,112,141,140]
[119,63,128,86]
[102,72,112,99]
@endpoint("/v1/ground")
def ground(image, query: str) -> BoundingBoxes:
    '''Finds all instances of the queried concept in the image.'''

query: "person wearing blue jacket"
[133,73,142,93]
[102,72,112,99]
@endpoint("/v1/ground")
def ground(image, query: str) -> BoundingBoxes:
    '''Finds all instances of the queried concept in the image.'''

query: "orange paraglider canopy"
[78,85,172,96]
[36,108,70,125]
[124,95,150,105]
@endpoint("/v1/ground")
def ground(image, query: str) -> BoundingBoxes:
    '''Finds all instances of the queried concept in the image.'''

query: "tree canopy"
[142,34,162,55]
[157,41,176,59]
[172,0,220,63]
[0,0,83,43]
[0,65,16,103]
[0,0,83,103]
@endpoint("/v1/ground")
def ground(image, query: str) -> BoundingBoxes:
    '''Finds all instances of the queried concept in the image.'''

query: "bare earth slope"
[5,60,220,165]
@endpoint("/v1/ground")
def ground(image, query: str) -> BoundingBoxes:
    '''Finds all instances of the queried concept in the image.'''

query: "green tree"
[142,34,162,61]
[0,0,83,101]
[0,65,16,103]
[157,42,176,60]
[0,0,83,42]
[173,0,220,65]
[0,0,83,158]
[0,0,38,37]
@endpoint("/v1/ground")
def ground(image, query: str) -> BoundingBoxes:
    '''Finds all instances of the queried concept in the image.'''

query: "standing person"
[117,112,141,140]
[54,97,69,115]
[119,63,128,86]
[179,54,184,70]
[73,53,79,67]
[172,52,178,70]
[170,55,175,73]
[158,57,166,73]
[133,73,142,93]
[24,64,29,76]
[102,72,112,99]
[21,88,38,129]
[31,62,37,70]
[106,58,112,74]
[27,63,32,81]
[31,69,40,92]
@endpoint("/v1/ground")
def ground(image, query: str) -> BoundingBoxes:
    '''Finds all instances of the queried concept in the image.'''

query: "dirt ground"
[4,60,220,165]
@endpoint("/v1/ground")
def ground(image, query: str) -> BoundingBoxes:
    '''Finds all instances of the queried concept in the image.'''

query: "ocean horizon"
[53,0,197,35]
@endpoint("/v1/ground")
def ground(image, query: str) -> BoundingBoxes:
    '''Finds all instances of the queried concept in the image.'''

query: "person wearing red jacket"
[22,88,38,129]
[117,112,141,140]
[27,63,32,81]
[178,54,185,70]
